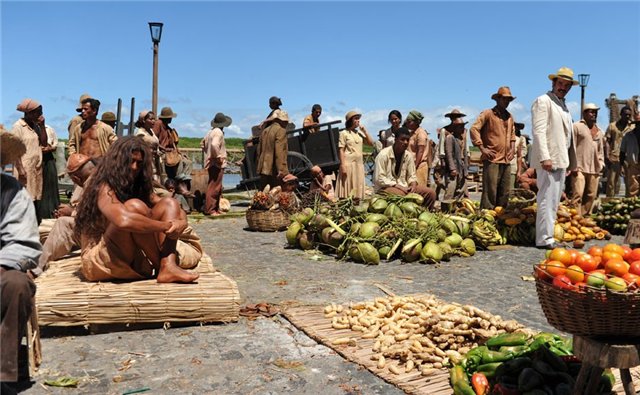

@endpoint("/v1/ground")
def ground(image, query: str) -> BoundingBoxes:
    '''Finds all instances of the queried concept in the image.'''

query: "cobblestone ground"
[23,214,624,395]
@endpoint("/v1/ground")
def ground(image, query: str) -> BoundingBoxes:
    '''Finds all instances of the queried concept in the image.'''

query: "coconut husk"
[1,128,27,166]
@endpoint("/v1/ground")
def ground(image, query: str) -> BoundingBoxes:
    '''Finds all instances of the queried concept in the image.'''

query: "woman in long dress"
[335,111,373,199]
[39,119,60,219]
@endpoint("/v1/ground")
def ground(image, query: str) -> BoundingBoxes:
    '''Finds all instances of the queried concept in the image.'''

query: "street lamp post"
[578,73,590,115]
[149,22,164,115]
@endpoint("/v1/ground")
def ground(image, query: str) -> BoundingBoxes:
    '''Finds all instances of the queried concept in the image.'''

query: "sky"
[2,1,639,142]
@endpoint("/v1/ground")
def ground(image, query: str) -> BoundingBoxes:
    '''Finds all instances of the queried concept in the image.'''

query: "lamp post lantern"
[149,22,163,115]
[578,73,590,115]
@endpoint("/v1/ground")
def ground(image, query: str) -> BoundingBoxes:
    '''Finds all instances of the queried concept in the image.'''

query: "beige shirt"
[408,127,429,165]
[202,127,227,169]
[68,120,117,156]
[11,119,43,200]
[573,120,605,174]
[373,146,417,191]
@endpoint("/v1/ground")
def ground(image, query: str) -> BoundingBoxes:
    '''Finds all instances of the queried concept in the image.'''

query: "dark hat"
[210,112,232,128]
[269,96,282,106]
[514,122,525,130]
[445,109,466,119]
[101,111,117,122]
[158,107,177,119]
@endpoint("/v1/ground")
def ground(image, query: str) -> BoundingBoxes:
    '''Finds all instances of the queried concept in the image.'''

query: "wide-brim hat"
[0,128,27,166]
[76,93,92,112]
[445,117,468,130]
[66,153,91,174]
[445,109,466,119]
[583,103,600,112]
[16,98,42,113]
[210,112,232,128]
[158,106,177,119]
[101,111,117,122]
[272,110,290,123]
[514,122,525,130]
[548,67,579,86]
[345,111,361,123]
[491,86,516,101]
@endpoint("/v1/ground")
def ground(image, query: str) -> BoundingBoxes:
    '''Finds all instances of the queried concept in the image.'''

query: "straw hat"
[101,111,117,122]
[16,98,41,113]
[445,117,468,130]
[66,153,91,174]
[445,109,466,119]
[158,107,177,119]
[548,67,579,86]
[76,93,92,112]
[0,128,27,166]
[491,86,516,101]
[210,112,232,128]
[345,111,361,123]
[583,103,600,112]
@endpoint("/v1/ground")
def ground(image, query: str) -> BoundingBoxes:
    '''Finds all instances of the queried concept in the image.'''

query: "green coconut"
[438,242,453,260]
[436,228,448,242]
[321,226,334,244]
[370,197,389,213]
[351,201,370,216]
[442,218,459,235]
[404,192,424,206]
[310,214,329,229]
[350,222,361,235]
[399,201,420,218]
[401,239,423,262]
[292,207,315,225]
[378,245,392,258]
[445,233,463,248]
[421,241,443,263]
[460,238,476,256]
[358,242,380,265]
[366,213,389,225]
[418,211,439,227]
[359,222,380,238]
[329,231,344,248]
[298,231,315,250]
[286,221,303,246]
[384,203,403,219]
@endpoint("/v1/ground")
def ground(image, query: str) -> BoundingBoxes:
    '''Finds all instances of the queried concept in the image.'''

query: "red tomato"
[626,248,640,263]
[549,248,573,266]
[622,273,640,286]
[553,275,574,290]
[622,245,633,261]
[567,249,580,265]
[575,254,599,273]
[605,259,630,277]
[588,246,603,257]
[629,261,640,276]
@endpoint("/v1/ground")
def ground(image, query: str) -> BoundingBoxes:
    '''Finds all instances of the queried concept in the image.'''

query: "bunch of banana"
[503,224,536,245]
[471,218,505,248]
[452,198,478,216]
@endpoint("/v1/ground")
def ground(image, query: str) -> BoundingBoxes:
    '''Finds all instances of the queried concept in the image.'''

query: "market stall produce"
[592,197,640,236]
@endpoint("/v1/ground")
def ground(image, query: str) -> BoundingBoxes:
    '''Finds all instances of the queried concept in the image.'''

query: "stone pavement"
[23,215,624,394]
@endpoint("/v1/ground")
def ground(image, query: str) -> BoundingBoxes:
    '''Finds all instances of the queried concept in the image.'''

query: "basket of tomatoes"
[533,244,640,337]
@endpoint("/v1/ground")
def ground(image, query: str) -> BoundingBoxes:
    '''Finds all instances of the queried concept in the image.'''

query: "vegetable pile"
[450,332,615,395]
[323,294,525,376]
[592,197,640,235]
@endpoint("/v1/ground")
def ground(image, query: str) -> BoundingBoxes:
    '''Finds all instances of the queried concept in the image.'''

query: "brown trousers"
[205,166,224,214]
[381,185,437,211]
[415,162,429,188]
[605,161,622,197]
[481,161,512,209]
[625,163,640,197]
[1,269,36,382]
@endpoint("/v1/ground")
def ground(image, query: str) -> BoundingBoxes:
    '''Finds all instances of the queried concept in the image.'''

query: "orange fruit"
[543,260,567,277]
[603,243,625,257]
[575,254,599,273]
[588,246,603,257]
[601,251,623,265]
[621,245,633,261]
[605,259,630,277]
[630,261,640,276]
[534,263,550,281]
[549,248,573,266]
[567,249,580,265]
[622,272,640,286]
[565,265,584,283]
[626,248,640,263]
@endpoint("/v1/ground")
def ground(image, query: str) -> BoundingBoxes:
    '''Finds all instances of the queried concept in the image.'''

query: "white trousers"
[535,168,565,246]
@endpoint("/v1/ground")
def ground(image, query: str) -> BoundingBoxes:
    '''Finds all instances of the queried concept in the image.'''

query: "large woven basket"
[534,271,640,337]
[507,188,536,210]
[246,209,290,232]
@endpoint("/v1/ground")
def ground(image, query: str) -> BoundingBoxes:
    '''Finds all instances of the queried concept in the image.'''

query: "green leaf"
[44,376,79,387]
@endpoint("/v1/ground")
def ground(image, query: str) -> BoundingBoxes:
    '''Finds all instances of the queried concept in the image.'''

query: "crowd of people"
[1,66,639,390]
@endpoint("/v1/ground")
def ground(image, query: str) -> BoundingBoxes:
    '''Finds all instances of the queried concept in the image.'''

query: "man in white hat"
[530,67,578,249]
[570,103,605,215]
[0,128,41,391]
[470,87,517,209]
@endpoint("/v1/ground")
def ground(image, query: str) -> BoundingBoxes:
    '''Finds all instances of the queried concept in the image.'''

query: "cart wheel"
[287,152,313,180]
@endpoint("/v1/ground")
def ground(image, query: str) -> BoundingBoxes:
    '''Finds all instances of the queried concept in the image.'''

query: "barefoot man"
[74,136,200,283]
[68,97,117,159]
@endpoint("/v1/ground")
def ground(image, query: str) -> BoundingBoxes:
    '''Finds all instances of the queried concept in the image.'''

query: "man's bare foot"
[157,260,199,283]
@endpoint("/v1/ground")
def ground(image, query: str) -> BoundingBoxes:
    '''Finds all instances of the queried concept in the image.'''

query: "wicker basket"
[246,209,290,232]
[534,271,640,337]
[507,188,536,210]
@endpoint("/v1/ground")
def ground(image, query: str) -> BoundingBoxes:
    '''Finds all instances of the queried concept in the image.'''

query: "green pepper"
[476,362,503,378]
[450,364,475,395]
[498,345,530,357]
[480,349,513,364]
[486,332,529,348]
